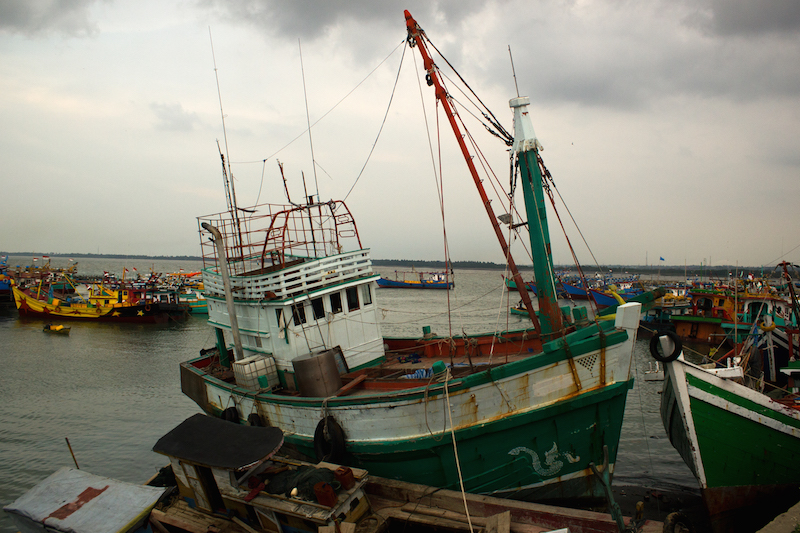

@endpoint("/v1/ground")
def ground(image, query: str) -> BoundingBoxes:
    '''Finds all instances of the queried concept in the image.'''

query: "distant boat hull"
[561,282,589,300]
[13,287,187,324]
[377,277,453,289]
[178,289,208,314]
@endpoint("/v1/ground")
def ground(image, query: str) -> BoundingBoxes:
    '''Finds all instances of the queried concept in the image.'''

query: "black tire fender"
[650,330,682,363]
[247,413,265,427]
[221,406,239,423]
[314,416,346,463]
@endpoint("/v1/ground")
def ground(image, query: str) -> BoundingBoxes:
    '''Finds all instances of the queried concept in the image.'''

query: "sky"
[1,0,799,268]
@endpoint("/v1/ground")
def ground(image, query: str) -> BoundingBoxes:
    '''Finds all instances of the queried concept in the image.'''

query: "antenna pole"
[299,39,320,202]
[508,45,520,97]
[210,27,245,261]
[277,160,293,204]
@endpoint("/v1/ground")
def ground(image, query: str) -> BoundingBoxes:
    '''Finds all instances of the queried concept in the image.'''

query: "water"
[0,262,701,532]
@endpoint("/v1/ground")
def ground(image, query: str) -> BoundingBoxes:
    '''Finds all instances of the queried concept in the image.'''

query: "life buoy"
[649,331,682,363]
[221,406,239,423]
[314,416,346,463]
[758,321,778,332]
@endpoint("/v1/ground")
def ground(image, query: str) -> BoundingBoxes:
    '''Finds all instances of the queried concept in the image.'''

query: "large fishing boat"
[180,11,645,504]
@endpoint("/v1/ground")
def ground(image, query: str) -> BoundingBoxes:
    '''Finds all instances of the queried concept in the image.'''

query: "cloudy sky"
[2,0,799,268]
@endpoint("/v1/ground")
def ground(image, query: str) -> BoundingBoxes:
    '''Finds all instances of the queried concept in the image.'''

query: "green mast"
[510,97,563,338]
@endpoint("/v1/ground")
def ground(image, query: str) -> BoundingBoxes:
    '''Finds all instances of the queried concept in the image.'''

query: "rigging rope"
[410,45,457,358]
[231,40,407,166]
[343,41,408,202]
[426,39,513,144]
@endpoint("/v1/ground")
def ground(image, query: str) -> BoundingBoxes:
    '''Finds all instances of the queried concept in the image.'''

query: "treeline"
[2,252,203,261]
[3,252,766,278]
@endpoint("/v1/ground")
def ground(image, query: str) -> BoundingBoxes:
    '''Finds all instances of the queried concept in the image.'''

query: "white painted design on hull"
[508,443,580,477]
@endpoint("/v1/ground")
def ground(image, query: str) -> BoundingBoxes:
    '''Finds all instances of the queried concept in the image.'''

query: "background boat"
[12,275,189,324]
[377,269,454,289]
[659,344,800,531]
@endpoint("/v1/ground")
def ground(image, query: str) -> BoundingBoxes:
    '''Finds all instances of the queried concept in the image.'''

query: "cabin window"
[330,292,343,314]
[292,303,307,325]
[362,285,372,306]
[346,287,359,311]
[311,297,326,320]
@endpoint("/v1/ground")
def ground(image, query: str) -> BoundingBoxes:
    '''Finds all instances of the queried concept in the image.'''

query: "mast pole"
[405,10,545,337]
[510,99,564,335]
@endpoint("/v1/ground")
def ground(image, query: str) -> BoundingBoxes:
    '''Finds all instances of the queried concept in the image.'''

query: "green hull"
[288,380,631,501]
[661,357,800,517]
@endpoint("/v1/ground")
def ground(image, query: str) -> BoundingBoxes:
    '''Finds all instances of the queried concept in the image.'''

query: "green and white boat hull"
[182,302,643,503]
[660,353,800,517]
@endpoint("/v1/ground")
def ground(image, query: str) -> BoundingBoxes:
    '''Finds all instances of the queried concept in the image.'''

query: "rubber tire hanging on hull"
[247,413,265,427]
[221,406,239,423]
[314,416,346,463]
[649,331,682,363]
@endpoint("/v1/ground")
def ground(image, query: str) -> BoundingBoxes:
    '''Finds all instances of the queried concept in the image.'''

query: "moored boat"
[377,269,453,289]
[180,10,646,506]
[13,275,189,324]
[0,255,11,304]
[656,326,800,529]
[4,413,666,533]
[177,286,208,314]
[43,323,70,334]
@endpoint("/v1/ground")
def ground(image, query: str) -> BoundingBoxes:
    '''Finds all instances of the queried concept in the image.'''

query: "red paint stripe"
[48,485,109,520]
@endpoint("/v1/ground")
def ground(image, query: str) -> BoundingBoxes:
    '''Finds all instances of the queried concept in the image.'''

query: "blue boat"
[0,255,11,304]
[377,270,453,289]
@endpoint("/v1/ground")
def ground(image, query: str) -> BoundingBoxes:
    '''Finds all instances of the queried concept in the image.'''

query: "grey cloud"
[0,0,102,37]
[702,0,800,36]
[197,0,483,42]
[480,1,800,110]
[150,103,200,132]
[198,0,800,111]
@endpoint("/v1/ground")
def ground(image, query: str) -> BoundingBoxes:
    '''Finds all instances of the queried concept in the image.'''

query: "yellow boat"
[42,324,70,334]
[13,279,189,324]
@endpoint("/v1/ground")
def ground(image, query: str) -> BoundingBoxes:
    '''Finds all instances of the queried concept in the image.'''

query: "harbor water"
[0,258,703,532]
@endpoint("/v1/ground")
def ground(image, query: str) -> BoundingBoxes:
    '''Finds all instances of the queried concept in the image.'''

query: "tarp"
[3,467,165,533]
[152,413,284,469]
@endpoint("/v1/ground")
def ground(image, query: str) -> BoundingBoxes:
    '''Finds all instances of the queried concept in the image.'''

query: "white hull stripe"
[688,385,800,439]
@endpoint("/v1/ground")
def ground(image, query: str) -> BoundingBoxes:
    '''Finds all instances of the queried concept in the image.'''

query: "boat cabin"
[151,414,370,533]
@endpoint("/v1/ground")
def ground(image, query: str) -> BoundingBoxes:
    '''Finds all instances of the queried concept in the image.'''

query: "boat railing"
[202,249,375,301]
[197,201,363,277]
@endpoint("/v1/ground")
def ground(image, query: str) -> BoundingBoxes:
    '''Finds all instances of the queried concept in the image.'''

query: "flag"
[42,255,49,259]
[659,257,665,261]
[124,268,129,272]
[33,257,38,262]
[132,267,137,271]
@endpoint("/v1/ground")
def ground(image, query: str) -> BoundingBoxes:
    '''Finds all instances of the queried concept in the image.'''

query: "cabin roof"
[153,413,283,469]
